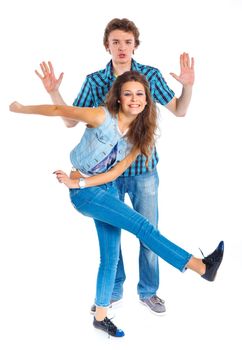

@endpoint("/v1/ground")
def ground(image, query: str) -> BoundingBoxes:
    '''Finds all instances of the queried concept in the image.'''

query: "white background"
[1,0,242,348]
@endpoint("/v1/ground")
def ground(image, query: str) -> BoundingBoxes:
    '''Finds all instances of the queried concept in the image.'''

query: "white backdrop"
[1,0,242,349]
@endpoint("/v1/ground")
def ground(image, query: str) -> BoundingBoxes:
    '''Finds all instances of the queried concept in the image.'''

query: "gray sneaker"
[140,295,166,315]
[90,299,122,315]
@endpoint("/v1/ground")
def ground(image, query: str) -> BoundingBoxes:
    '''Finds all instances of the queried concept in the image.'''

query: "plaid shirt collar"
[104,59,140,81]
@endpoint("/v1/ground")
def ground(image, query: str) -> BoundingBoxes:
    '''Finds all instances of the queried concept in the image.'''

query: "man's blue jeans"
[114,169,159,300]
[69,181,192,307]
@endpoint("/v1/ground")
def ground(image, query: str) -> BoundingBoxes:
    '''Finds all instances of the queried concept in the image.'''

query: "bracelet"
[79,178,86,189]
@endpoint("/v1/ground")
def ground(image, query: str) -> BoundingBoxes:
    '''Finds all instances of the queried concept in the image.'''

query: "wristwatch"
[79,178,86,189]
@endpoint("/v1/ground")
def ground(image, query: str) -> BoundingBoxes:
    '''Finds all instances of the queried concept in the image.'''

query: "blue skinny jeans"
[69,182,192,307]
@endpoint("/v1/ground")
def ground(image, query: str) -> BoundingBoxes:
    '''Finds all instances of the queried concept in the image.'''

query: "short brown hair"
[103,18,140,49]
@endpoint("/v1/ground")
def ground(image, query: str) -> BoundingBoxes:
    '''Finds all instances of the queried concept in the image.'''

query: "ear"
[105,44,111,54]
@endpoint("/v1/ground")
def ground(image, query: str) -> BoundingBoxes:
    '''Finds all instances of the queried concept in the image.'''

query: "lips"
[129,104,140,108]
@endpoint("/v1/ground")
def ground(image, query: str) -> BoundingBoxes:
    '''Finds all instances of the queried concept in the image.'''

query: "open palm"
[35,61,64,93]
[170,52,195,86]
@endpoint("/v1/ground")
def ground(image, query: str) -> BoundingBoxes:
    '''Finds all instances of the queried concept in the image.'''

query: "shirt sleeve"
[73,76,94,107]
[153,70,175,106]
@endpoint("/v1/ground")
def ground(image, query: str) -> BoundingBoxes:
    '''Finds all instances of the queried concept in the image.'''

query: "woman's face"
[119,81,147,116]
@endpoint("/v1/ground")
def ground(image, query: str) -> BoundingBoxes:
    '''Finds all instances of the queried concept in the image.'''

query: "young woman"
[9,71,224,338]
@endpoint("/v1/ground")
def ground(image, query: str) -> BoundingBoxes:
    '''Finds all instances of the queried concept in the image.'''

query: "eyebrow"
[122,89,145,93]
[111,39,133,42]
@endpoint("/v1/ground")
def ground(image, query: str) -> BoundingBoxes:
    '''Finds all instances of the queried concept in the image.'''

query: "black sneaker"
[93,317,125,337]
[201,241,224,281]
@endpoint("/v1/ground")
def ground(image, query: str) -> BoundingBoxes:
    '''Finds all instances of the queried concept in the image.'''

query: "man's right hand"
[35,61,77,128]
[35,61,64,94]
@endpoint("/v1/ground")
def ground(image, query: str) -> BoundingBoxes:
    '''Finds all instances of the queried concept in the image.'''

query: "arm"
[86,147,140,186]
[54,147,140,189]
[166,52,195,117]
[9,102,105,128]
[35,61,77,127]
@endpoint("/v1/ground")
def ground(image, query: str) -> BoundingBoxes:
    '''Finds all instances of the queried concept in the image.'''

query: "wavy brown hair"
[103,18,140,49]
[105,71,158,165]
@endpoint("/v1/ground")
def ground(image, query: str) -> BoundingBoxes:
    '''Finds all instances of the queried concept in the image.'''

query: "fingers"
[34,69,43,79]
[169,72,179,81]
[53,170,68,183]
[42,61,51,75]
[35,61,52,79]
[57,72,64,84]
[9,102,16,111]
[49,60,64,83]
[39,62,49,78]
[55,175,66,183]
[180,52,189,68]
[191,57,195,69]
[180,52,194,69]
[48,61,54,74]
[53,170,66,175]
[9,101,21,112]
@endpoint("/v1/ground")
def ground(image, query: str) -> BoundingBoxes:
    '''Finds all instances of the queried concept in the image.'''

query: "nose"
[118,43,125,51]
[131,94,137,101]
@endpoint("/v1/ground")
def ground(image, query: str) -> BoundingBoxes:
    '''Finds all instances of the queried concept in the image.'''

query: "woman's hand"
[9,101,24,113]
[53,170,80,189]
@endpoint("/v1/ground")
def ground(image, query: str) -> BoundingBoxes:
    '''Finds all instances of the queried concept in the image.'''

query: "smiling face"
[119,81,147,116]
[106,30,136,65]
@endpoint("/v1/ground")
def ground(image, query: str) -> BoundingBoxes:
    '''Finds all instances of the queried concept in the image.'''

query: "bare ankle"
[187,257,205,275]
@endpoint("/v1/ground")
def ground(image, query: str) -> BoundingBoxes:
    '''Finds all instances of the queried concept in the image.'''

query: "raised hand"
[35,61,64,93]
[170,52,195,87]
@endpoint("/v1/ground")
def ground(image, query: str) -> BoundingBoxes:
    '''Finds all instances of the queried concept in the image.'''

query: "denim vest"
[70,107,131,175]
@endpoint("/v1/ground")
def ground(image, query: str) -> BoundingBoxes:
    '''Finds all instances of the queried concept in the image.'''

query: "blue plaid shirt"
[73,59,175,176]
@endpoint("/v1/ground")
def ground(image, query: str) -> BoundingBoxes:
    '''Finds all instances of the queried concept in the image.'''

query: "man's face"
[106,30,136,65]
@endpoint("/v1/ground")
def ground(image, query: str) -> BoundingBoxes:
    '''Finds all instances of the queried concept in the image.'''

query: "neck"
[117,111,136,133]
[112,60,132,77]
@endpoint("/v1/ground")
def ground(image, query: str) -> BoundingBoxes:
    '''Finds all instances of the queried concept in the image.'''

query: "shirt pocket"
[95,129,110,144]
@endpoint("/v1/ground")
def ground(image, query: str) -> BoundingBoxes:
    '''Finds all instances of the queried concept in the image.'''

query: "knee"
[99,252,119,271]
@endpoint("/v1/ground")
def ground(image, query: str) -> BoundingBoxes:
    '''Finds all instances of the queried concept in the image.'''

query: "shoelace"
[103,317,117,335]
[199,247,205,258]
[151,295,165,304]
[199,247,220,264]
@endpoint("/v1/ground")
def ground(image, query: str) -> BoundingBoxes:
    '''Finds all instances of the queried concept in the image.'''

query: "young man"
[35,18,195,316]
